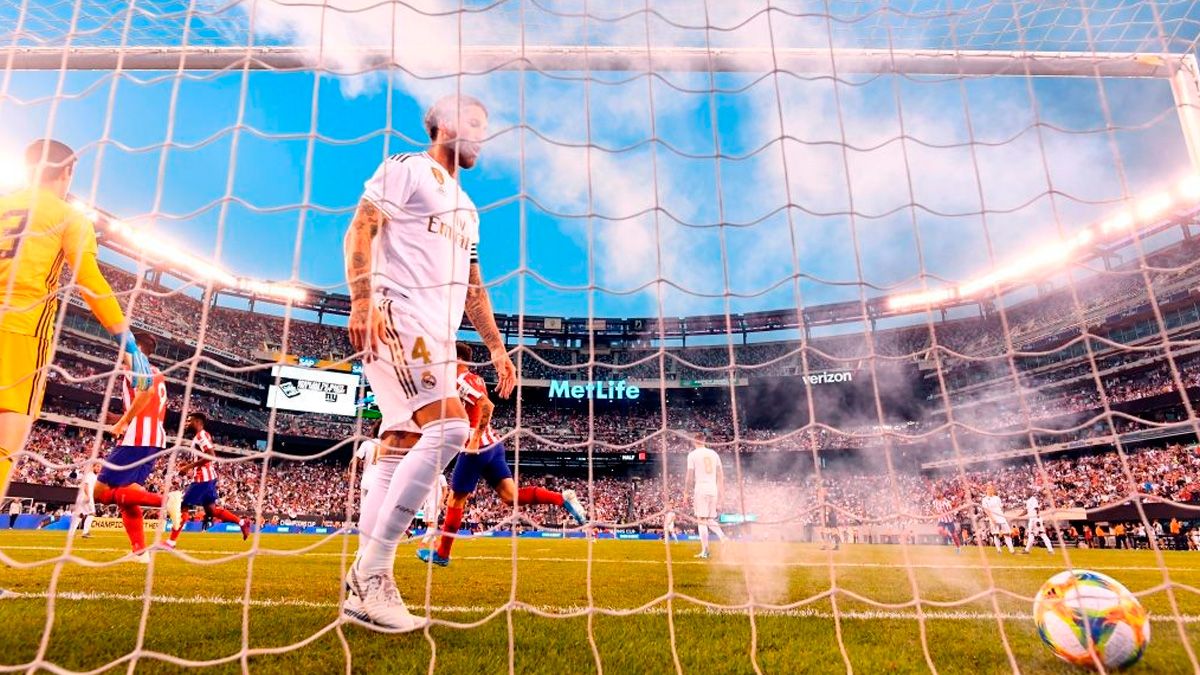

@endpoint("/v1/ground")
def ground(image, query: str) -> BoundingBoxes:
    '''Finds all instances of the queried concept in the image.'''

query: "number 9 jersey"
[0,187,125,417]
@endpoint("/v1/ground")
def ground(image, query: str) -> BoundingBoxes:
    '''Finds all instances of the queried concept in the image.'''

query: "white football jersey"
[981,495,1005,521]
[687,446,721,496]
[421,474,448,519]
[357,439,381,490]
[78,470,96,506]
[1025,496,1041,520]
[363,152,480,341]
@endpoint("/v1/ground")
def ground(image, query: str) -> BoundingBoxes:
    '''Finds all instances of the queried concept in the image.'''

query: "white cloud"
[223,0,1189,317]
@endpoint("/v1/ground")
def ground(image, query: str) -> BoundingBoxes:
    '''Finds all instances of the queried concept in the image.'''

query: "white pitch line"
[4,545,1200,573]
[6,590,1200,623]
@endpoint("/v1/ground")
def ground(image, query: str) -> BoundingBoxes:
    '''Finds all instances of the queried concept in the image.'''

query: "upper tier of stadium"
[81,174,1200,353]
[12,179,1192,471]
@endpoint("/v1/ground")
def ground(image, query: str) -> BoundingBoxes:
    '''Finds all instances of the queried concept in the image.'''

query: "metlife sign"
[548,380,641,400]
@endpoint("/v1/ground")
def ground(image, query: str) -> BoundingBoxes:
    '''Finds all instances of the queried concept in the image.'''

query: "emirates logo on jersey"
[421,371,438,390]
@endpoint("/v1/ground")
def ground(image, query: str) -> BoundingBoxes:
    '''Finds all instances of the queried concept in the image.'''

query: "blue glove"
[117,330,153,390]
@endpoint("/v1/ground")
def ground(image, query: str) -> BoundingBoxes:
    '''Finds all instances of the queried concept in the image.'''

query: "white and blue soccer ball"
[1033,569,1149,670]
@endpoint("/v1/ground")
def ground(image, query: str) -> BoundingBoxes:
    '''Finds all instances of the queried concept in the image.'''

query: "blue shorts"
[450,442,511,495]
[939,521,958,534]
[183,480,219,507]
[97,445,161,488]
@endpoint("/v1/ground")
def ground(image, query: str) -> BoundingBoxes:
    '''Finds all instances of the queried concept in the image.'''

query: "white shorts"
[420,499,440,522]
[360,468,377,498]
[988,517,1009,536]
[76,500,95,517]
[693,493,718,520]
[1027,518,1047,536]
[361,298,458,434]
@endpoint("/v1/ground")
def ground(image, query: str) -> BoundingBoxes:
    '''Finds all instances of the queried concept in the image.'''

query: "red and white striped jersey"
[934,497,956,522]
[191,430,217,482]
[457,369,500,448]
[120,371,168,448]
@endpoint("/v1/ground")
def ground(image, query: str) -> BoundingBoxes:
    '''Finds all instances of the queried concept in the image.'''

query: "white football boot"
[342,565,427,633]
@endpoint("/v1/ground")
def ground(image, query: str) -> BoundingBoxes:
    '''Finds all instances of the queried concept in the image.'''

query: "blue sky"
[1,1,1198,334]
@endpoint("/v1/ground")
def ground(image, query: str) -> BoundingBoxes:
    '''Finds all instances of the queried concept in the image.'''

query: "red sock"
[119,504,145,552]
[170,511,190,542]
[210,507,241,524]
[516,487,563,507]
[96,485,164,508]
[437,506,464,559]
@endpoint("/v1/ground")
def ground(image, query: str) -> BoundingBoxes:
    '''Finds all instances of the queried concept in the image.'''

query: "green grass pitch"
[2,531,1198,673]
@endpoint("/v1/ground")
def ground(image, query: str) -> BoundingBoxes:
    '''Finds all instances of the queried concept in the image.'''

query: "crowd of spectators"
[12,415,1197,530]
[100,263,352,361]
[90,242,1200,384]
[12,233,1197,529]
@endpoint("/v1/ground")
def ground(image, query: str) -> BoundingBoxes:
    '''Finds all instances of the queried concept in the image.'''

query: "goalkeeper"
[0,139,153,499]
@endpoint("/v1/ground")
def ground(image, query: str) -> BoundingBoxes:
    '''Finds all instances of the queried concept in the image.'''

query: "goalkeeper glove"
[117,330,153,390]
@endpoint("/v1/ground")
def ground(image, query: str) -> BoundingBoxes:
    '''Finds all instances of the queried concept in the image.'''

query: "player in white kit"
[980,484,1014,553]
[354,422,382,557]
[685,435,726,559]
[356,424,382,503]
[1023,493,1054,554]
[663,505,679,542]
[341,94,517,632]
[72,462,98,538]
[418,473,448,546]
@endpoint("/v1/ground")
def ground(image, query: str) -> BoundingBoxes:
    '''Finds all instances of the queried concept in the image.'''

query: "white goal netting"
[3,1,1200,673]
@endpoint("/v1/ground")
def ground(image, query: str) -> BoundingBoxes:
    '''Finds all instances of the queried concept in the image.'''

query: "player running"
[685,434,727,559]
[416,343,586,566]
[93,331,181,561]
[980,484,1015,553]
[165,413,250,548]
[342,94,517,631]
[72,462,98,538]
[0,139,153,500]
[1023,492,1054,554]
[933,492,962,553]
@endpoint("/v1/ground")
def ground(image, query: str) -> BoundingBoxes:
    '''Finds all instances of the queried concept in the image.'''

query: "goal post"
[7,45,1200,171]
[2,44,1189,75]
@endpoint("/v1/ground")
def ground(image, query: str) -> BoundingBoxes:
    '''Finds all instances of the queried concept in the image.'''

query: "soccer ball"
[1033,569,1149,670]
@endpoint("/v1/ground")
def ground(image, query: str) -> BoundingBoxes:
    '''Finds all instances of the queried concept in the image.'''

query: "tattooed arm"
[344,199,384,357]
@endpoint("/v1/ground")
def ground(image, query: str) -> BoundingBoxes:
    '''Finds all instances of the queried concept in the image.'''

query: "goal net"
[3,0,1200,672]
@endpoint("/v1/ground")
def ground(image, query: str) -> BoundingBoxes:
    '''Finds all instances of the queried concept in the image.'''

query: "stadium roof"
[71,173,1200,340]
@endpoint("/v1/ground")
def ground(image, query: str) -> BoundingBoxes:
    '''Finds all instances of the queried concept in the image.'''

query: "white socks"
[356,419,468,577]
[698,522,709,553]
[357,457,400,547]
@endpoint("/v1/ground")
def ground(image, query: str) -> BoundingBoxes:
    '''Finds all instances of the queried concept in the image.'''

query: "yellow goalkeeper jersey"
[0,187,125,338]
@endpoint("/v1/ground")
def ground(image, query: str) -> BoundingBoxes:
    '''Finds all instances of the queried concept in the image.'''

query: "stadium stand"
[9,236,1200,533]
